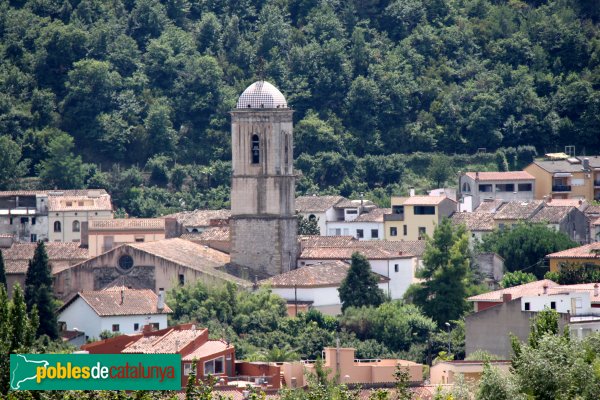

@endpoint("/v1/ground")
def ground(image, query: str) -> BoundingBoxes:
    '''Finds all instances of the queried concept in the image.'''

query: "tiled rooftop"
[4,242,89,273]
[0,189,108,197]
[47,194,112,212]
[545,199,587,208]
[474,200,506,213]
[354,208,391,222]
[298,235,358,248]
[60,288,173,317]
[493,200,544,220]
[182,340,231,361]
[403,196,454,206]
[468,279,559,302]
[295,195,345,213]
[546,242,600,259]
[123,329,205,354]
[165,209,231,228]
[465,171,534,181]
[195,227,230,241]
[529,206,574,224]
[88,218,165,230]
[450,212,495,231]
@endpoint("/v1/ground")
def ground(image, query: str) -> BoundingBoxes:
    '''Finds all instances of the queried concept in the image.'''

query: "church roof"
[236,81,287,109]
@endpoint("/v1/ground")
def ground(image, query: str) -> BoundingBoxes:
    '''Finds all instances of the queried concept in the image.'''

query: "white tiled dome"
[236,81,288,109]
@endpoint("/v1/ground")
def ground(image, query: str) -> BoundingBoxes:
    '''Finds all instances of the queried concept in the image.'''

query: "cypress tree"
[338,252,386,311]
[24,241,57,339]
[0,250,6,290]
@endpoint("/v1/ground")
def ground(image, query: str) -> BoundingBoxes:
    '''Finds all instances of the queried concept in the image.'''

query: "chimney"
[475,172,479,181]
[594,284,599,297]
[409,188,415,197]
[120,289,124,305]
[502,293,512,303]
[157,288,165,310]
[543,284,548,295]
[583,158,590,171]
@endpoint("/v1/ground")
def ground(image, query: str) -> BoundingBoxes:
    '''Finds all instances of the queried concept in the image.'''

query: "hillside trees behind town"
[478,223,578,279]
[0,0,599,215]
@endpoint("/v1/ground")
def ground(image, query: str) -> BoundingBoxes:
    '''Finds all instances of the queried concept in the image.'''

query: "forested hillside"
[0,0,599,216]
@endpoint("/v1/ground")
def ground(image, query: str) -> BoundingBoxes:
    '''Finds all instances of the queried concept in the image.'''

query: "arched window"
[284,134,289,167]
[308,214,316,221]
[462,182,471,193]
[54,221,61,232]
[72,220,80,232]
[251,134,260,164]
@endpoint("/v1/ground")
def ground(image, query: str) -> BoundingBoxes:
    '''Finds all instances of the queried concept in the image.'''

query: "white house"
[57,288,172,340]
[295,195,346,236]
[261,260,390,315]
[325,208,389,240]
[298,245,419,301]
[458,171,535,210]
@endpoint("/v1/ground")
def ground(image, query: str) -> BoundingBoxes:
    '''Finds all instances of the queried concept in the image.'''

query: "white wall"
[58,297,168,340]
[521,292,592,314]
[325,221,383,240]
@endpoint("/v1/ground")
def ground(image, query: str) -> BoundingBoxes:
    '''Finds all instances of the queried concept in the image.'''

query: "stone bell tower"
[230,81,297,277]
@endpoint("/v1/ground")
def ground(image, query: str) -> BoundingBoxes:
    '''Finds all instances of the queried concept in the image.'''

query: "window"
[20,217,28,224]
[31,217,36,225]
[479,184,493,192]
[251,134,260,164]
[356,229,364,238]
[118,255,134,270]
[403,225,407,236]
[134,323,139,331]
[418,227,426,239]
[496,184,514,192]
[342,228,349,235]
[184,363,193,376]
[54,221,61,232]
[204,357,224,375]
[9,217,13,225]
[151,323,159,330]
[308,214,316,221]
[135,237,145,242]
[30,234,37,242]
[78,201,84,206]
[392,205,404,215]
[371,229,379,239]
[499,223,505,230]
[524,302,530,311]
[179,274,185,286]
[66,201,72,207]
[518,183,532,192]
[394,264,399,273]
[346,209,358,215]
[414,206,435,215]
[390,227,397,237]
[462,182,471,193]
[550,301,556,310]
[112,324,120,332]
[72,220,80,232]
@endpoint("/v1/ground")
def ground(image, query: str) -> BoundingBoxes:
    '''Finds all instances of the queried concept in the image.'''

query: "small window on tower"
[251,134,260,164]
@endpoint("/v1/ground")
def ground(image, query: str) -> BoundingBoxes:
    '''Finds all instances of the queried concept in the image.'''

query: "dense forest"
[0,0,599,216]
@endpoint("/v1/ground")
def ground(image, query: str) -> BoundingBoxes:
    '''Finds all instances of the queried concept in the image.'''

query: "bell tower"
[230,81,297,276]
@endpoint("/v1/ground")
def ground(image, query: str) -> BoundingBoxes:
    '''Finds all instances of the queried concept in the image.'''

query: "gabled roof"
[474,200,506,213]
[182,340,232,361]
[361,240,427,258]
[59,288,172,316]
[450,212,495,232]
[403,196,454,206]
[122,329,206,354]
[465,171,534,181]
[529,206,575,224]
[334,199,376,209]
[468,279,559,303]
[585,205,600,216]
[493,200,544,220]
[4,242,89,274]
[194,227,230,241]
[165,209,231,228]
[354,208,391,222]
[546,242,600,259]
[295,195,345,213]
[298,235,358,248]
[545,199,587,209]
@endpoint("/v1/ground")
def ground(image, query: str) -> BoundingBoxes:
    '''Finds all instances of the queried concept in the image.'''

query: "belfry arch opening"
[251,134,260,164]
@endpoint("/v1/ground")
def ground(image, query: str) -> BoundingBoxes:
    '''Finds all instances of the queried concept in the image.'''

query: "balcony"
[594,180,600,188]
[552,185,571,192]
[384,214,404,222]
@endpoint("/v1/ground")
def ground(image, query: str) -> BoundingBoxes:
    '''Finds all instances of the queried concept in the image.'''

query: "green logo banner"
[10,354,181,391]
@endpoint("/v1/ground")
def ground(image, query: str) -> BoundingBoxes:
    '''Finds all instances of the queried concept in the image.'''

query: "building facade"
[384,195,456,241]
[458,171,535,210]
[229,81,297,277]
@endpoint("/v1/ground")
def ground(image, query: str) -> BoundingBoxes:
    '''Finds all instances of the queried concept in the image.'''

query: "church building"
[229,81,298,277]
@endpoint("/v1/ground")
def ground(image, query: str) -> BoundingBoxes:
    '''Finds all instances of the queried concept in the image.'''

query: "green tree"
[297,214,320,235]
[38,133,87,189]
[478,223,577,278]
[427,155,453,188]
[0,136,27,190]
[406,219,473,326]
[476,362,524,400]
[528,308,560,349]
[338,252,386,311]
[500,271,537,288]
[24,241,58,339]
[0,250,6,290]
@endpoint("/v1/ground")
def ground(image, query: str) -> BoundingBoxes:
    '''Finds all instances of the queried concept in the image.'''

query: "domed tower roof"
[236,81,288,109]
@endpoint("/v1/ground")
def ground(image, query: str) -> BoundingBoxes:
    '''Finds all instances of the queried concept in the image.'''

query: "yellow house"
[384,195,456,241]
[524,155,600,202]
[47,190,113,243]
[546,242,600,273]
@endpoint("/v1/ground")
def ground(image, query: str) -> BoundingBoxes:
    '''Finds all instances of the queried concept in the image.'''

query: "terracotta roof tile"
[493,200,544,220]
[468,279,559,302]
[354,208,391,222]
[47,193,112,212]
[60,288,172,316]
[0,189,108,197]
[474,200,506,213]
[546,242,600,259]
[545,199,587,208]
[165,209,231,228]
[123,329,205,354]
[195,227,230,241]
[295,195,345,213]
[359,240,426,257]
[529,206,574,224]
[465,171,534,181]
[298,235,358,248]
[3,242,89,273]
[335,199,376,209]
[585,205,600,216]
[262,261,360,288]
[450,212,495,231]
[403,196,454,206]
[88,218,165,230]
[548,283,600,303]
[182,340,232,361]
